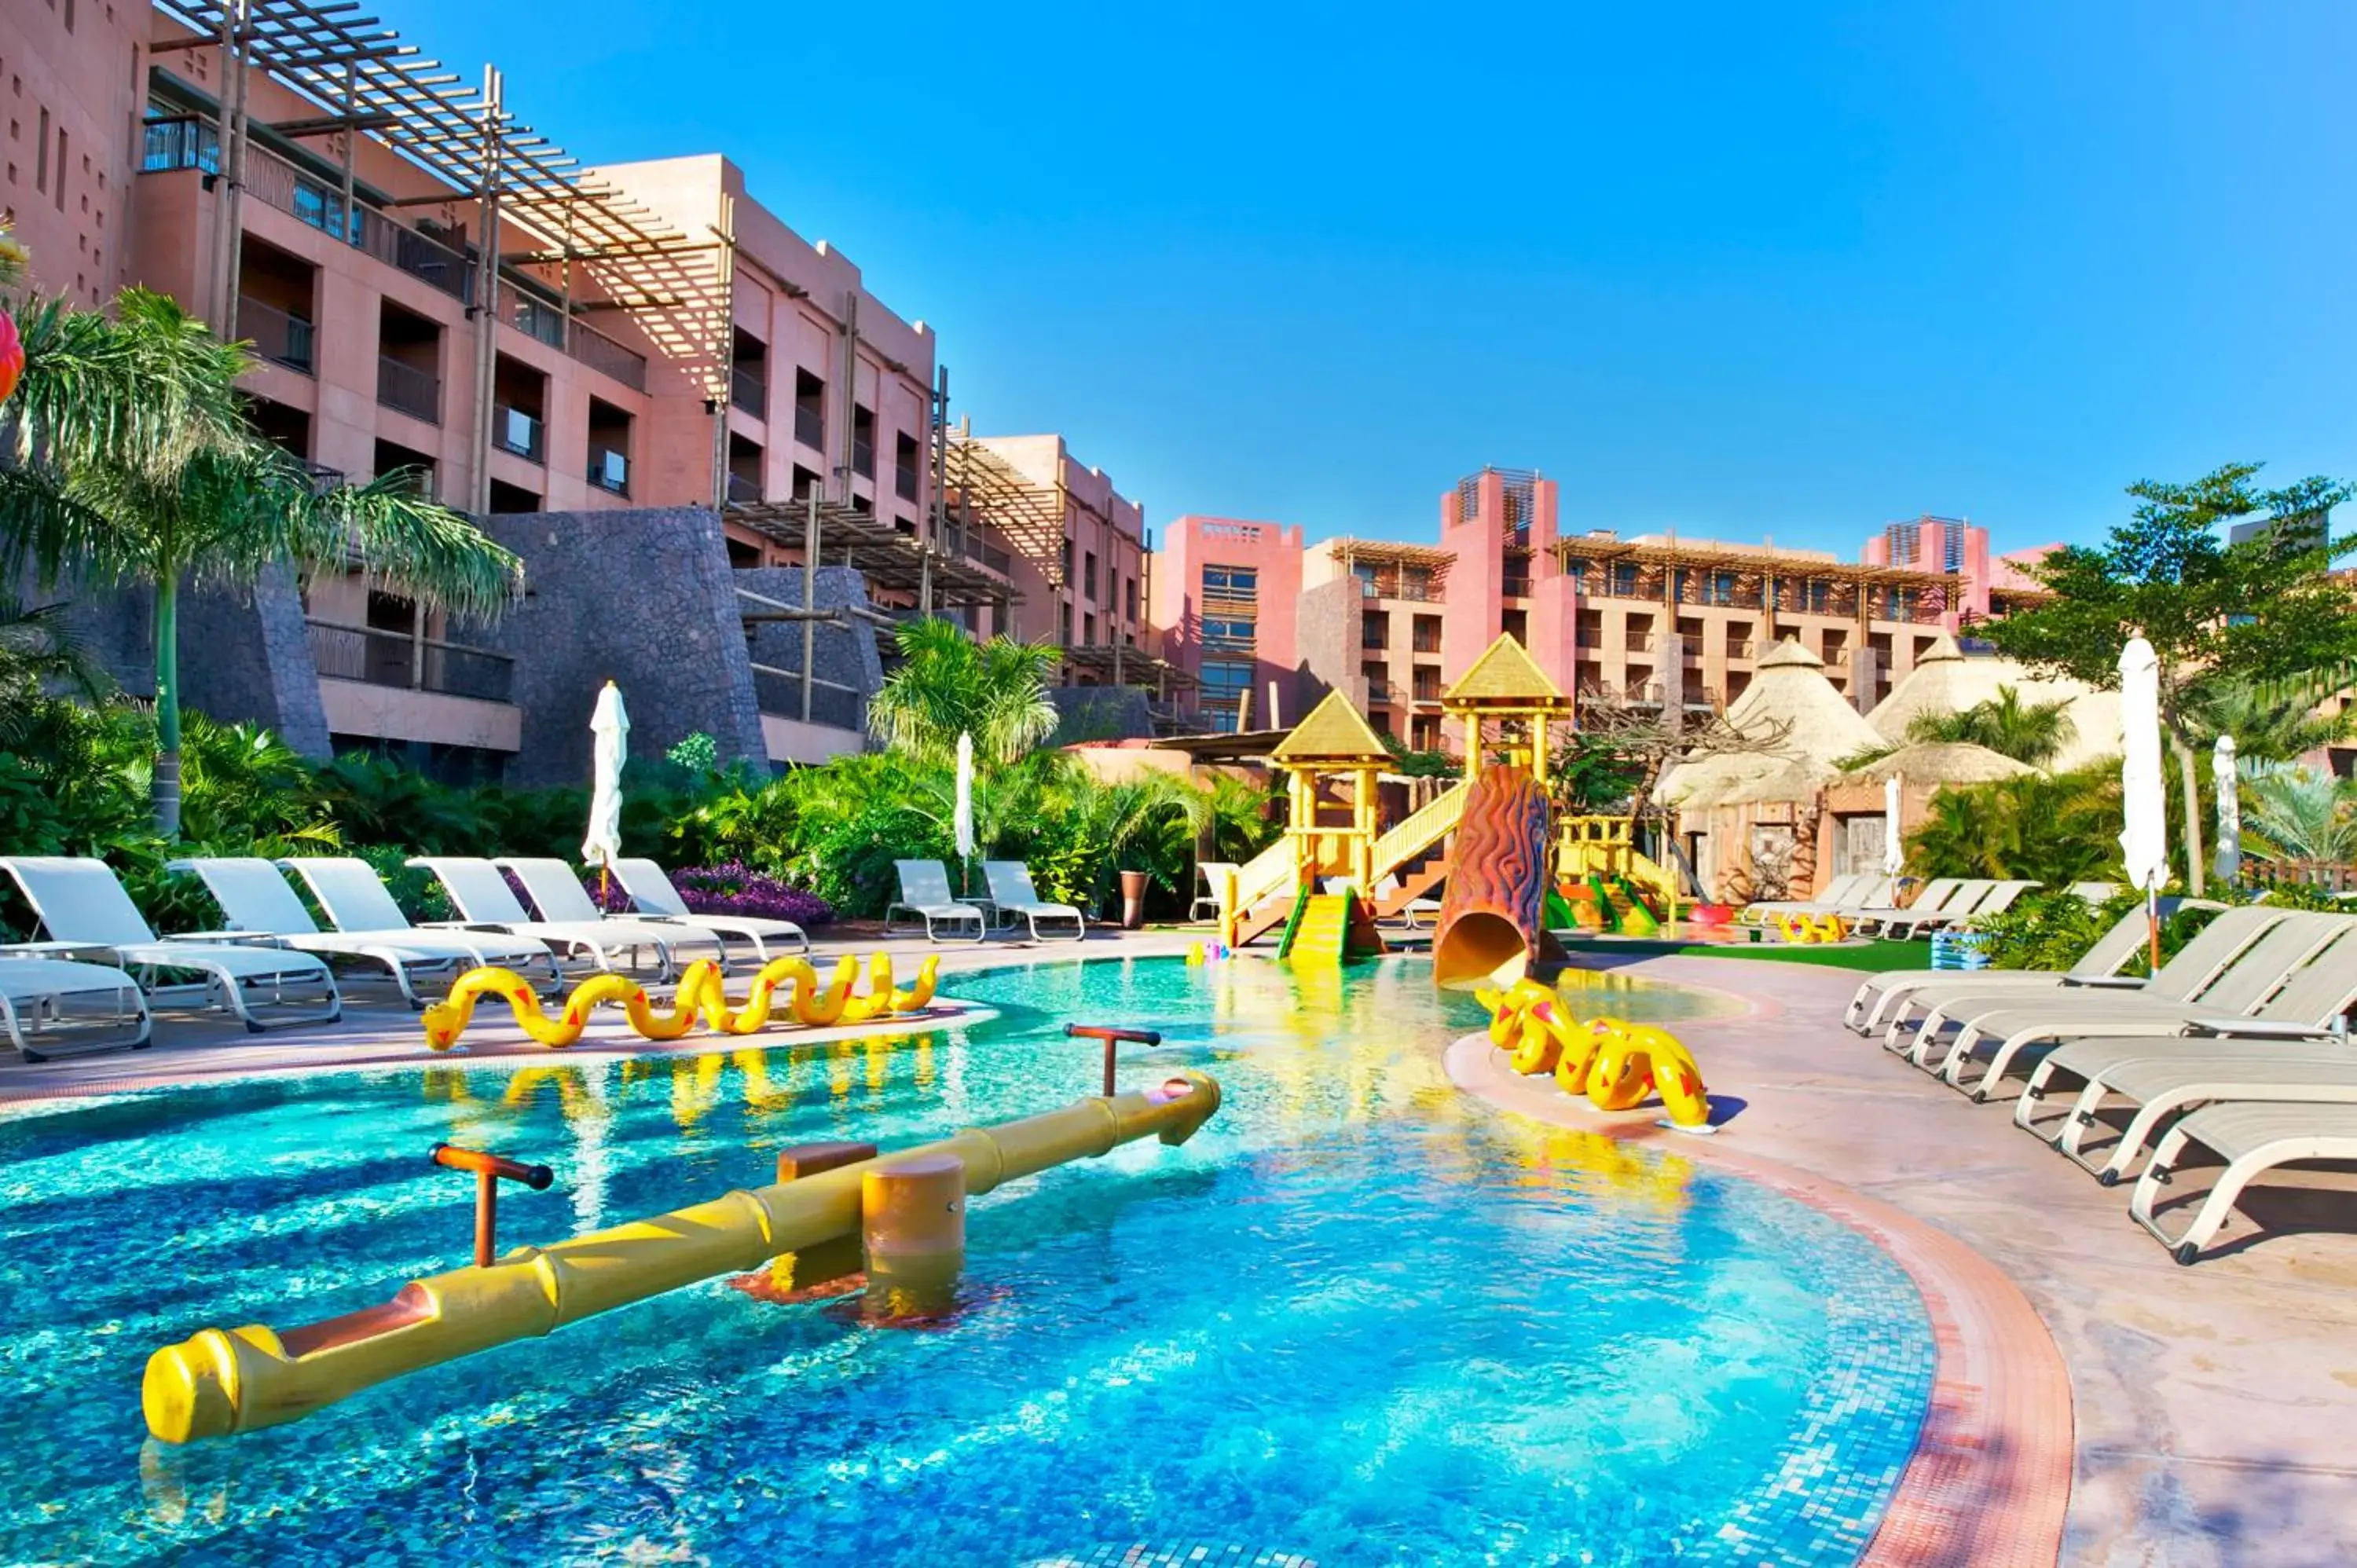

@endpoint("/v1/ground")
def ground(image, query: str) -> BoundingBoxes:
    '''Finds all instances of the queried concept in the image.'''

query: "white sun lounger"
[412,857,692,979]
[497,858,729,971]
[609,859,810,962]
[2050,1052,2357,1188]
[170,857,559,1009]
[1324,874,1443,928]
[2129,1102,2357,1264]
[1846,905,2153,1035]
[0,952,152,1061]
[1932,912,2349,1101]
[981,861,1087,942]
[276,857,566,984]
[1737,871,1879,927]
[1893,906,2286,1072]
[1190,861,1241,923]
[886,861,989,943]
[1853,878,2005,940]
[0,856,339,1032]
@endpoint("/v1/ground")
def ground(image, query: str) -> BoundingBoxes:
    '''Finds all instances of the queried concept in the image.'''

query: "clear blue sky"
[398,0,2357,557]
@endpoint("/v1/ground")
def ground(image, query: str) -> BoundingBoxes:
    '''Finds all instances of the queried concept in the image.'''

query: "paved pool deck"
[5,934,2352,1566]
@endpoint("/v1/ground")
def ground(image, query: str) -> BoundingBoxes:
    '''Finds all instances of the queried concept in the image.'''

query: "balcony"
[1501,574,1533,599]
[1364,681,1395,704]
[239,296,314,374]
[896,463,921,504]
[376,357,440,424]
[731,367,768,419]
[570,322,647,392]
[794,402,824,451]
[588,446,630,496]
[749,663,865,731]
[956,532,1014,577]
[851,435,875,481]
[308,620,514,705]
[498,283,566,350]
[1726,637,1756,660]
[726,472,763,505]
[1626,632,1654,654]
[493,405,544,463]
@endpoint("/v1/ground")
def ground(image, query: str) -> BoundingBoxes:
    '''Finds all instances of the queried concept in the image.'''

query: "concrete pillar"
[1657,632,1688,715]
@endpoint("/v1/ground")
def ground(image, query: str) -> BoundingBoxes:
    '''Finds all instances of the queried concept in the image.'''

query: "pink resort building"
[1153,471,2052,742]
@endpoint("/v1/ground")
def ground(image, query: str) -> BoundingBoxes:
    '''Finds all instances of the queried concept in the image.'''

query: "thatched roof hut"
[1868,634,2120,771]
[1661,639,1886,808]
[1840,740,2036,787]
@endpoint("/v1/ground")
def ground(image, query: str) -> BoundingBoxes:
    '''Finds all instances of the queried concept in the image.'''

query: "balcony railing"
[498,283,566,350]
[726,472,763,505]
[1364,682,1395,703]
[239,295,314,374]
[1501,575,1533,599]
[852,435,875,480]
[588,445,630,496]
[896,463,921,503]
[1726,638,1755,660]
[308,619,514,704]
[749,663,866,731]
[955,533,1014,576]
[793,402,824,451]
[493,405,544,463]
[731,367,768,419]
[377,357,441,423]
[1627,633,1654,654]
[570,321,648,391]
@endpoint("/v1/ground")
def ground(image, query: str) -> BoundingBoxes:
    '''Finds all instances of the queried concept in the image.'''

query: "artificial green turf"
[1667,939,1931,972]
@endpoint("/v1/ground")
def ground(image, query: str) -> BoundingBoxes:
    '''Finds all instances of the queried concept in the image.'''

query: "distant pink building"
[1149,485,2059,736]
[1152,517,1306,731]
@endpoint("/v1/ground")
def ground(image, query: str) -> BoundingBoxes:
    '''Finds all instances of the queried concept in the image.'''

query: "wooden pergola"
[1551,533,1967,625]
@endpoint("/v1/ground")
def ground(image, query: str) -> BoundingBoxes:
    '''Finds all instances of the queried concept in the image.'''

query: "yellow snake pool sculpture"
[422,953,941,1051]
[1476,981,1713,1127]
[1771,911,1848,944]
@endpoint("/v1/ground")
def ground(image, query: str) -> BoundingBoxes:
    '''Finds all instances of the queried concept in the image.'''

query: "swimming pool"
[0,956,1930,1566]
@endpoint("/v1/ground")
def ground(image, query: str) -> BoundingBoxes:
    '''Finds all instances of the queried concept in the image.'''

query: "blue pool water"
[0,957,1931,1566]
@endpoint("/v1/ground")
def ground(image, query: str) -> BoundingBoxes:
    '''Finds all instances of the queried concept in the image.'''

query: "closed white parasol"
[2117,637,2168,965]
[2212,734,2241,886]
[583,681,629,884]
[1882,771,1904,905]
[954,731,976,893]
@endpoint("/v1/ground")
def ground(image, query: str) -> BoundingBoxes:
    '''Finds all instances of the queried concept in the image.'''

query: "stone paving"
[6,934,2352,1565]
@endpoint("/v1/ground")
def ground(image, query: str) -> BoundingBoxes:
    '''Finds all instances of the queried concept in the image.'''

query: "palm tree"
[2242,766,2357,866]
[1904,683,2075,767]
[2183,679,2351,765]
[867,617,1060,766]
[0,288,521,835]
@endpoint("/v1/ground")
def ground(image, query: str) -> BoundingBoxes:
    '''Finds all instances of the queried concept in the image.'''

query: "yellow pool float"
[1585,1021,1713,1126]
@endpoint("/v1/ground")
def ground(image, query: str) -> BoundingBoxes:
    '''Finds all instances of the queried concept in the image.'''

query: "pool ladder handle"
[1065,1024,1165,1097]
[429,1144,555,1269]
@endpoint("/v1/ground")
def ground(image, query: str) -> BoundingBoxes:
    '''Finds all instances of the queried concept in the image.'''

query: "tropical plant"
[1902,683,2075,766]
[1904,765,2124,885]
[0,289,521,835]
[2240,765,2357,866]
[0,592,108,746]
[1984,460,2357,892]
[2182,680,2351,766]
[867,617,1059,766]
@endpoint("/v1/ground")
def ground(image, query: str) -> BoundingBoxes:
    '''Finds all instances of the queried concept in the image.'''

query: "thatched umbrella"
[1839,741,2035,787]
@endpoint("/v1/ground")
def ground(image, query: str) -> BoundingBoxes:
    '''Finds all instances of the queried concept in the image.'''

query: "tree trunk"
[153,575,182,839]
[2169,731,2204,896]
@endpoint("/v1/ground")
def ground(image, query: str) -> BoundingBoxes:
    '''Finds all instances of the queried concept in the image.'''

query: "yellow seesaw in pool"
[1476,982,1713,1127]
[421,953,940,1050]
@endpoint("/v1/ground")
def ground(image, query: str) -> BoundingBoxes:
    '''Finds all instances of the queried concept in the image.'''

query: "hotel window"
[1709,571,1739,606]
[1083,551,1098,603]
[1353,561,1380,595]
[1610,562,1640,597]
[1200,658,1254,729]
[1203,563,1258,602]
[1083,612,1097,645]
[1125,578,1138,621]
[1362,610,1388,650]
[1400,566,1432,600]
[1202,616,1256,651]
[1411,614,1442,654]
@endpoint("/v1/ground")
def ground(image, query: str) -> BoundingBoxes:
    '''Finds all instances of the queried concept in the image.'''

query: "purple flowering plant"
[578,860,834,927]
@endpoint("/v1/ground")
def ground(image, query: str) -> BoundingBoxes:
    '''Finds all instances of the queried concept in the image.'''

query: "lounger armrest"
[2064,976,2152,989]
[0,939,119,962]
[163,930,288,947]
[2183,1017,2340,1039]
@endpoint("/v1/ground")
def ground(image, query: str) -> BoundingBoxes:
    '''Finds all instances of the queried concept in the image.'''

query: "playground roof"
[1444,634,1572,709]
[1271,691,1392,767]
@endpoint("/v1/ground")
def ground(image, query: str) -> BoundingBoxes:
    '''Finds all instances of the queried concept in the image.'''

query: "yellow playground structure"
[1219,634,1682,980]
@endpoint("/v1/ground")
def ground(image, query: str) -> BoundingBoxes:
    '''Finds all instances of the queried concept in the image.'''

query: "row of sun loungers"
[1739,875,2037,939]
[1842,901,2357,1264]
[0,853,1087,1062]
[0,855,809,1061]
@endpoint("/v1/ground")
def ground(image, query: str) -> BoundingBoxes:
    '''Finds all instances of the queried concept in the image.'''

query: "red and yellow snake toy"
[422,952,940,1051]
